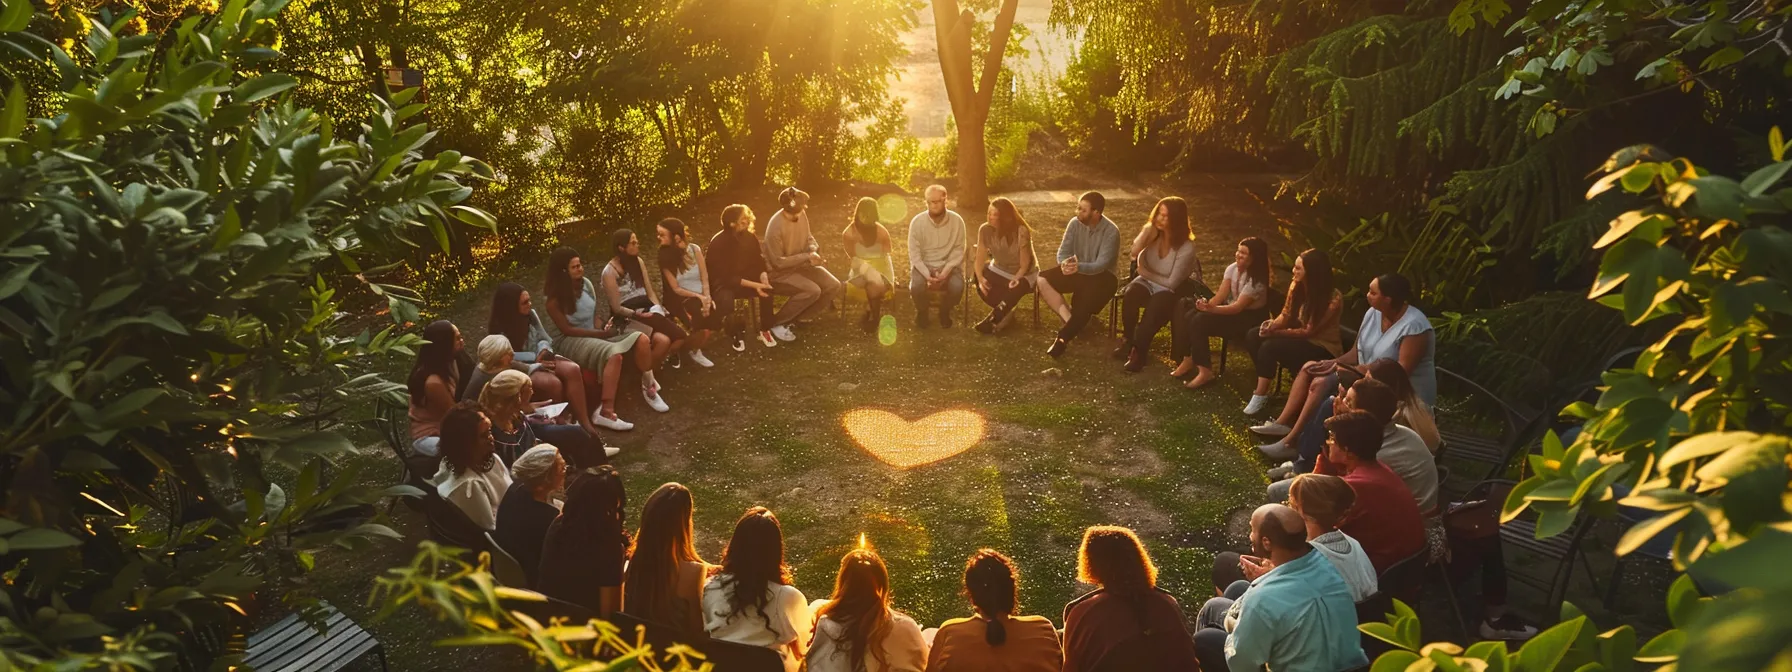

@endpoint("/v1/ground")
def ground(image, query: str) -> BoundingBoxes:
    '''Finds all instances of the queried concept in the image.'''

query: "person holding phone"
[1037,192,1120,358]
[1250,272,1434,459]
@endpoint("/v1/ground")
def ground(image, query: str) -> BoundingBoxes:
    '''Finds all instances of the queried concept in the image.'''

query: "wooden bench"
[244,602,386,672]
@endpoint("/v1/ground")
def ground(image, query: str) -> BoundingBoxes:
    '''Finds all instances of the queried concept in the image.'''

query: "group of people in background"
[400,182,1542,670]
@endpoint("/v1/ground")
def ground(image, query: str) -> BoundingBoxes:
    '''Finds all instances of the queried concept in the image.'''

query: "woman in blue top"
[841,197,897,334]
[543,246,660,431]
[488,281,600,436]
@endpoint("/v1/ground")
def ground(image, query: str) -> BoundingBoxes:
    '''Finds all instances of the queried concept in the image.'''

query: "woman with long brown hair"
[656,218,721,368]
[1116,197,1201,372]
[1170,236,1272,389]
[925,549,1062,672]
[973,197,1039,334]
[542,245,659,428]
[538,465,630,616]
[602,228,687,385]
[703,507,812,671]
[841,197,897,333]
[1060,526,1198,672]
[622,483,712,637]
[485,281,599,435]
[1241,248,1343,417]
[808,548,927,672]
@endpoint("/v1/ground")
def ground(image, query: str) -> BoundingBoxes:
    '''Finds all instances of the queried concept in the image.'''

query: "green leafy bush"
[1363,134,1792,670]
[0,0,498,666]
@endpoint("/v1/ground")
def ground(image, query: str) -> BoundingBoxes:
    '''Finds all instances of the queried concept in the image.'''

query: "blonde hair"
[476,334,513,373]
[480,369,531,420]
[512,444,561,488]
[1289,473,1356,529]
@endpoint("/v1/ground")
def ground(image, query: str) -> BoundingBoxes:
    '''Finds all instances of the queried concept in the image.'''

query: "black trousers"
[978,273,1034,322]
[713,286,774,337]
[1120,282,1192,351]
[1040,268,1117,341]
[667,295,724,331]
[1172,305,1271,367]
[1242,330,1334,380]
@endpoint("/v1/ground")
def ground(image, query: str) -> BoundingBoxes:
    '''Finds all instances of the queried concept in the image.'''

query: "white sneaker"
[731,336,747,352]
[602,445,622,458]
[1250,421,1292,437]
[689,350,715,368]
[758,331,777,347]
[592,412,633,432]
[643,384,670,412]
[1479,615,1539,640]
[1243,394,1271,415]
[1257,442,1298,460]
[1267,461,1296,480]
[771,325,796,342]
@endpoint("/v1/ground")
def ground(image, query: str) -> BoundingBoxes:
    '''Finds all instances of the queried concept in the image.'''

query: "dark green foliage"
[0,1,493,666]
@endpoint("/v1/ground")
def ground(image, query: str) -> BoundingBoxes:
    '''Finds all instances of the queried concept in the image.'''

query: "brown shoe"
[1124,347,1147,372]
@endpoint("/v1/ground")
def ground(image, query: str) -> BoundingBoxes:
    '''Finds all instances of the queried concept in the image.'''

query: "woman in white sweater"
[433,401,513,530]
[808,548,927,672]
[704,507,812,672]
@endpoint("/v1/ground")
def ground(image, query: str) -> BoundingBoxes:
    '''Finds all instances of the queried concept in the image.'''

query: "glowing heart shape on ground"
[842,409,986,469]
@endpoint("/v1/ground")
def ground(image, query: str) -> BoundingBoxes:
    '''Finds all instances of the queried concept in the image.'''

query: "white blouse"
[702,576,812,672]
[433,460,513,531]
[807,608,928,672]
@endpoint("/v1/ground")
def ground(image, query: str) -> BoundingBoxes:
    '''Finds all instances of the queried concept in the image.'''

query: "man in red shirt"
[1316,410,1427,573]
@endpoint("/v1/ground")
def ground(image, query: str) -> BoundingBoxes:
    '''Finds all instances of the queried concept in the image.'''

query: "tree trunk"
[731,64,775,190]
[933,0,1019,213]
[955,115,989,211]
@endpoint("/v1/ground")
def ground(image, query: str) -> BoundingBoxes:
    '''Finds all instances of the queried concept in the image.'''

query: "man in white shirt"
[907,185,966,328]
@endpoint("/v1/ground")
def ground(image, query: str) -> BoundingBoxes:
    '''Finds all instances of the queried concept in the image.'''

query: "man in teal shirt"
[1194,504,1368,672]
[1039,191,1120,357]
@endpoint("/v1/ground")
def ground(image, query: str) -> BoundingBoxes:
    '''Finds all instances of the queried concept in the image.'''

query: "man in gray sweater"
[907,185,967,328]
[761,187,842,342]
[1039,191,1120,357]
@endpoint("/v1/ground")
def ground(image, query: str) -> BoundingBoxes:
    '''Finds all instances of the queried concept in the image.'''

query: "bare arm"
[695,247,711,298]
[639,261,663,307]
[546,295,613,339]
[973,227,991,287]
[421,376,455,418]
[1397,330,1430,373]
[601,265,631,318]
[1279,295,1343,340]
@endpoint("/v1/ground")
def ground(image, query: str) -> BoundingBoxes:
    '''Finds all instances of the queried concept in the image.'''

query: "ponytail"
[984,616,1007,646]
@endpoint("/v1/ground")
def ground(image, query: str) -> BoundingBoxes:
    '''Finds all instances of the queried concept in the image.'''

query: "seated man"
[1193,504,1368,672]
[1211,473,1378,613]
[1270,378,1439,517]
[761,187,842,342]
[908,184,967,328]
[1039,191,1120,357]
[1321,410,1427,572]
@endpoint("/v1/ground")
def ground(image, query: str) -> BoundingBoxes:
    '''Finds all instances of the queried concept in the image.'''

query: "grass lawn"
[305,178,1320,670]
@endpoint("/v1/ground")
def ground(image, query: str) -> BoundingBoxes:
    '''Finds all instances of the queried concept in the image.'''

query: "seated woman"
[622,483,713,638]
[924,549,1062,672]
[539,465,630,616]
[1170,237,1272,389]
[842,197,897,334]
[480,369,616,468]
[1240,249,1344,423]
[408,320,472,460]
[495,445,565,588]
[543,246,660,427]
[704,507,812,672]
[1252,271,1436,458]
[1061,526,1198,672]
[973,198,1038,335]
[434,401,513,531]
[656,218,721,368]
[464,335,516,404]
[808,548,927,672]
[486,281,598,435]
[604,228,688,378]
[1116,197,1200,372]
[708,204,779,350]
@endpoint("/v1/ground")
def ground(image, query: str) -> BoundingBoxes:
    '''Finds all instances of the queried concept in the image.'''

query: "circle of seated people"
[401,183,1545,670]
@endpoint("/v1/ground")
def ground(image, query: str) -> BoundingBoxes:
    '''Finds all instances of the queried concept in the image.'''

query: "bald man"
[1193,504,1367,672]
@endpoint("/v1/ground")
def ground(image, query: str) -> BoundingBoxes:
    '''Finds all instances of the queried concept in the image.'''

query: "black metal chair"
[1434,479,1600,638]
[1433,367,1550,493]
[378,401,435,513]
[244,601,386,672]
[609,611,785,671]
[418,491,491,557]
